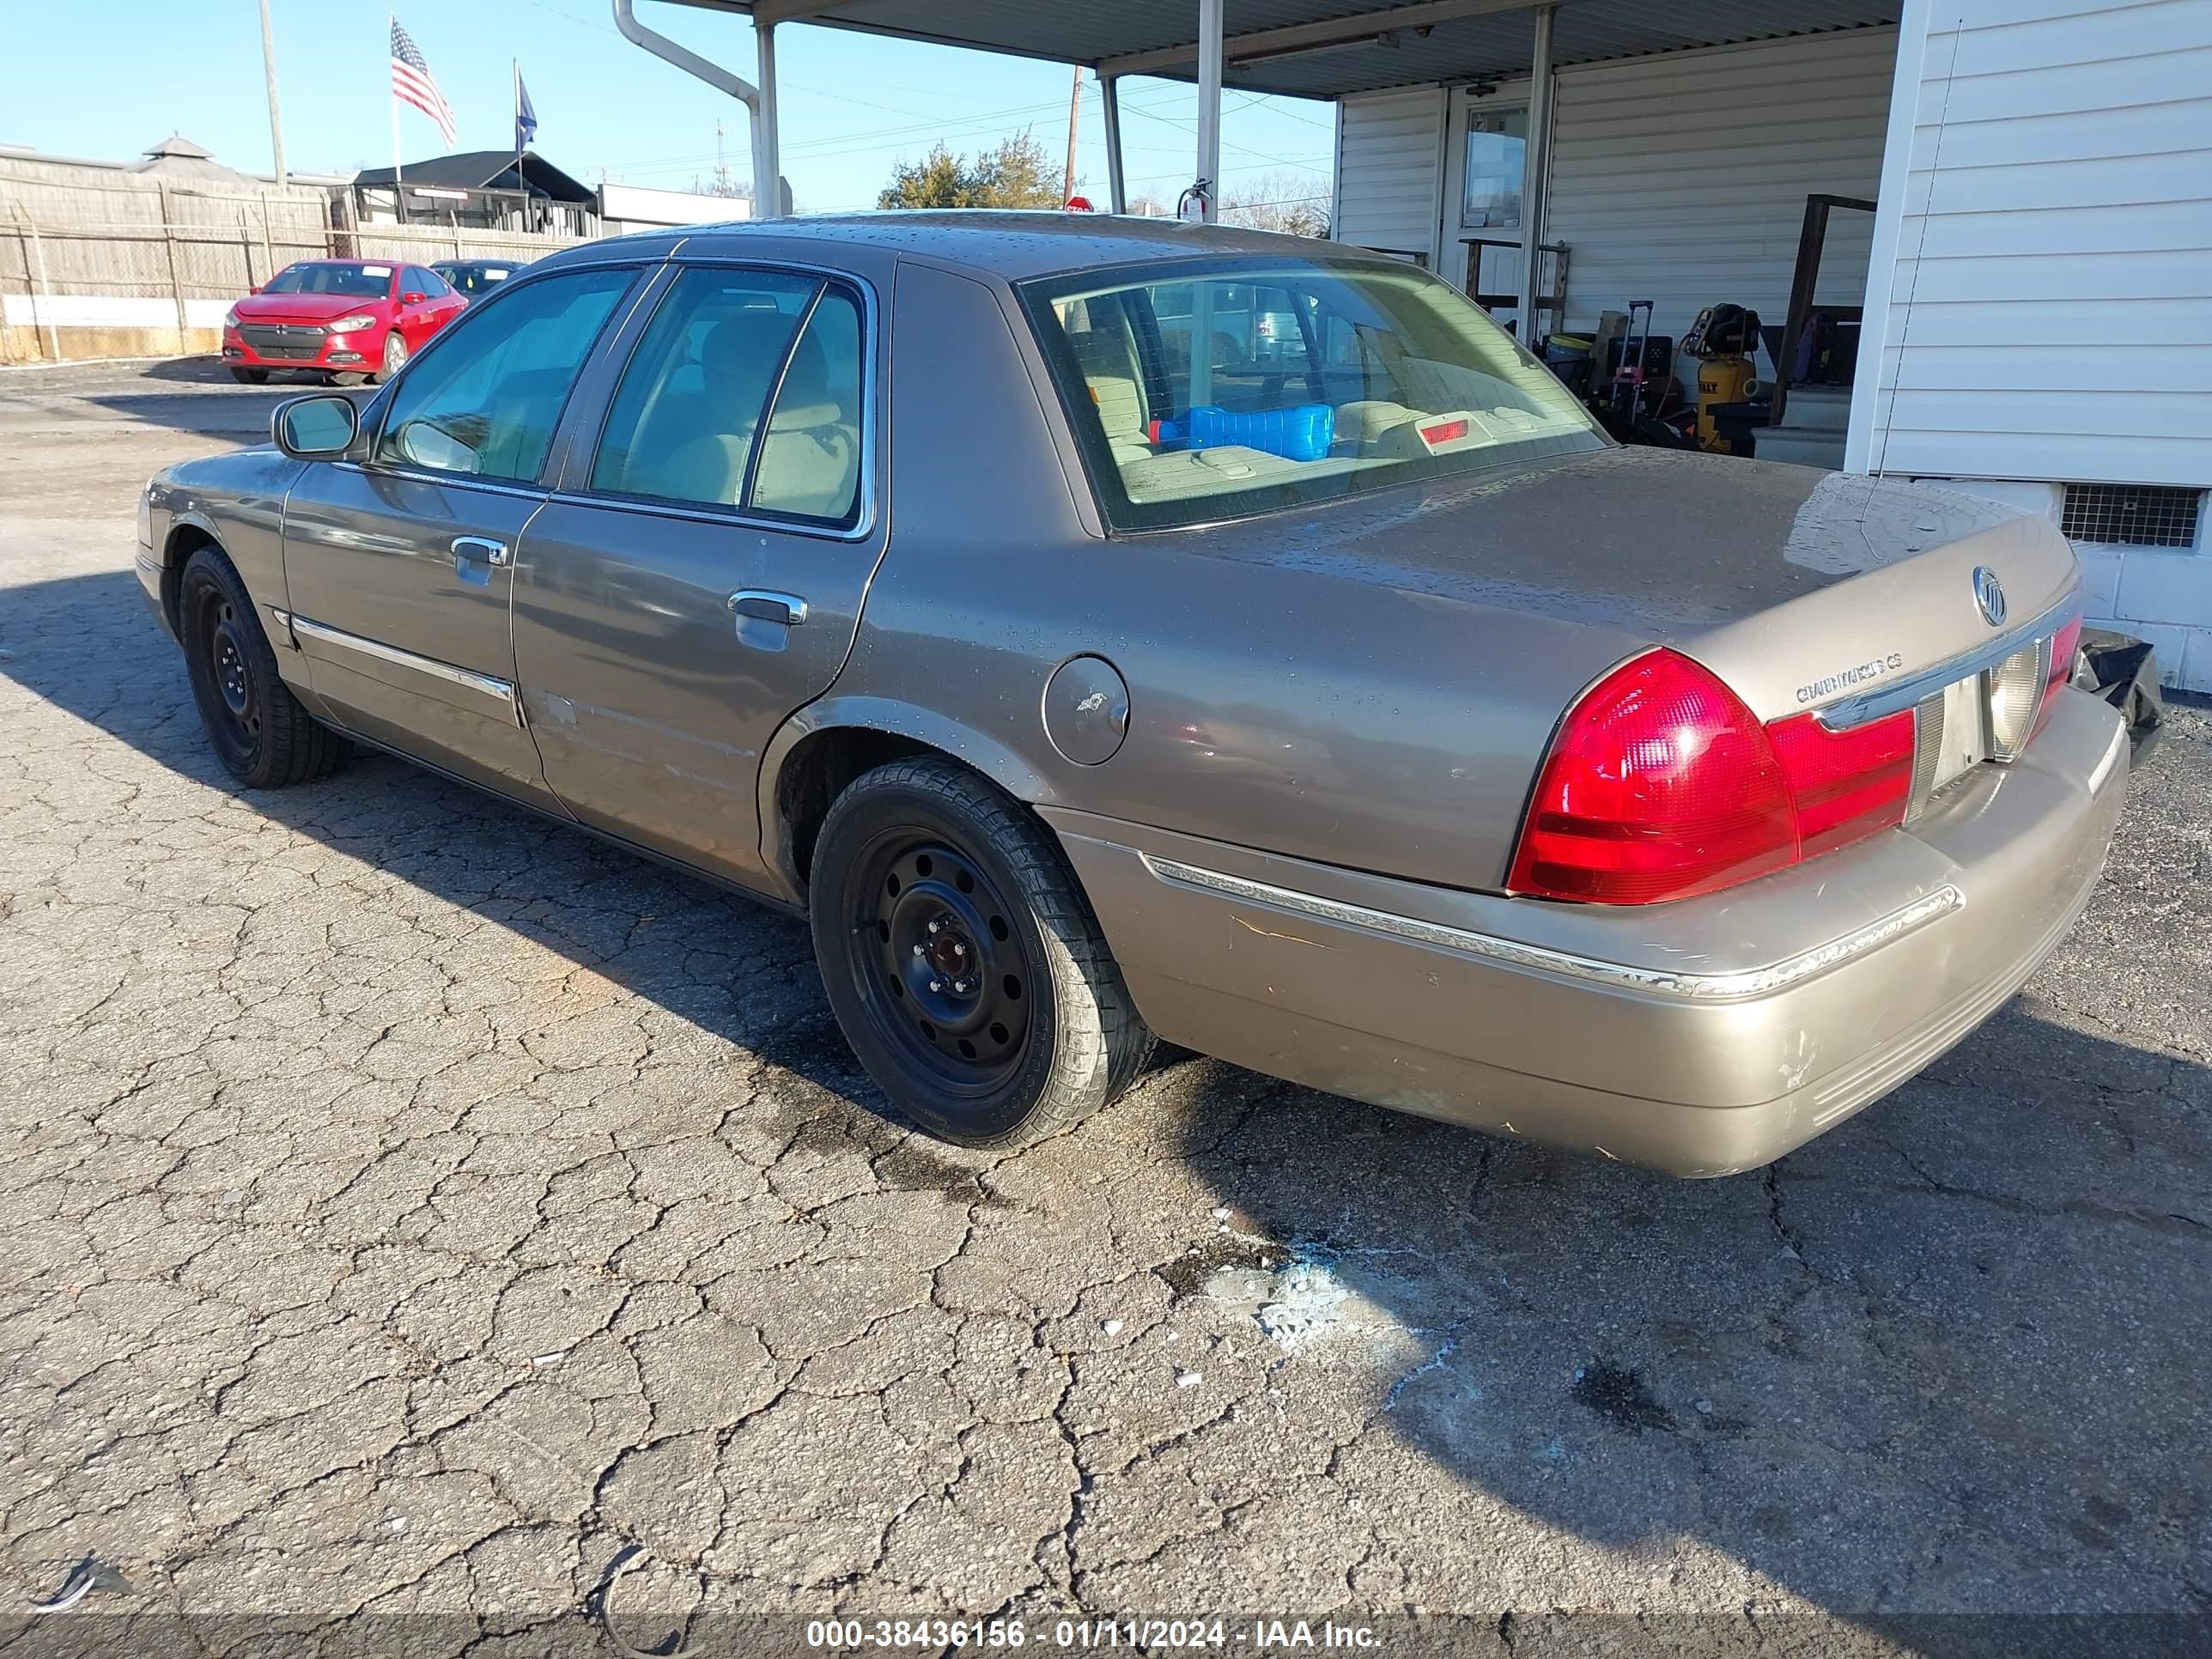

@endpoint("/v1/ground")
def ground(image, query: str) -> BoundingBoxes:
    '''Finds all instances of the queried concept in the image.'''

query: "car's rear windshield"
[1018,255,1607,532]
[437,264,513,294]
[262,262,392,298]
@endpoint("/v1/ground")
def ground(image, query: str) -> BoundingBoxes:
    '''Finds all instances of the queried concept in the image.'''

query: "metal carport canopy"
[635,0,1894,306]
[656,1,1898,100]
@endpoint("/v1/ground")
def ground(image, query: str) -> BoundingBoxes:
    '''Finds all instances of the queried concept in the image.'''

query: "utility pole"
[258,0,288,185]
[1062,64,1083,204]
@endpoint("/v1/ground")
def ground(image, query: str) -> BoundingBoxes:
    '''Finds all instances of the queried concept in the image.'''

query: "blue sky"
[9,0,1336,215]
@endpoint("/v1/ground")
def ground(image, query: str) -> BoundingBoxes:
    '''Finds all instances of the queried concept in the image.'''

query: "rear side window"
[376,265,637,483]
[750,289,864,525]
[589,266,865,527]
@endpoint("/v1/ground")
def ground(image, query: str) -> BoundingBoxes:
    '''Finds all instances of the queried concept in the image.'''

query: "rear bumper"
[1048,690,2130,1176]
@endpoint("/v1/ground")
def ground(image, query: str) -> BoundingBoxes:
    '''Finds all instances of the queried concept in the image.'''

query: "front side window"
[375,265,636,483]
[590,266,865,526]
[406,265,452,298]
[264,261,393,298]
[1022,257,1605,532]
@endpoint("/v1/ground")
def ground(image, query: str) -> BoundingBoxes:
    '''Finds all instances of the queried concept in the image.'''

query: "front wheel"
[178,547,351,788]
[372,331,409,384]
[809,757,1156,1148]
[228,366,270,386]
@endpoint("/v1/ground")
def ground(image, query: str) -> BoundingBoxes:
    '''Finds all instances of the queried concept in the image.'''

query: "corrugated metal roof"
[669,2,1899,97]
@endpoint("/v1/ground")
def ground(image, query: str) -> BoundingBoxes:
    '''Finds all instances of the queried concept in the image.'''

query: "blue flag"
[515,68,538,151]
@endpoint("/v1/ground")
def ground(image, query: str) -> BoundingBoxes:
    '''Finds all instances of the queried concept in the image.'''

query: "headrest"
[697,309,799,383]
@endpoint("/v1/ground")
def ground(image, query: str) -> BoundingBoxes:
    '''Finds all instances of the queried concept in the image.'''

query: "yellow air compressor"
[1682,304,1762,454]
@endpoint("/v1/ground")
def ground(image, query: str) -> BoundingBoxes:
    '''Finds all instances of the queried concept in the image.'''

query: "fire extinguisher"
[1176,178,1213,223]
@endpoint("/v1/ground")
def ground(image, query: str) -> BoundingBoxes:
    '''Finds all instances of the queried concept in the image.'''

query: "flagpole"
[390,15,405,222]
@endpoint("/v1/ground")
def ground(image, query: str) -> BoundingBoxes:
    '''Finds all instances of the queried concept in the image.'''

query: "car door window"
[748,288,863,526]
[406,265,452,299]
[589,267,836,514]
[376,265,636,483]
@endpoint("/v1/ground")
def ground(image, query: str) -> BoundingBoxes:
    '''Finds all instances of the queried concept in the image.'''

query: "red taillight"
[2036,608,2083,735]
[1766,706,1914,858]
[1509,649,1917,905]
[1507,652,1798,904]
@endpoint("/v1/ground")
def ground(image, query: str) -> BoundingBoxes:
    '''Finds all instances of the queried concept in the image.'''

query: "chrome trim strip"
[288,614,519,718]
[1817,592,2076,731]
[1139,854,1965,1003]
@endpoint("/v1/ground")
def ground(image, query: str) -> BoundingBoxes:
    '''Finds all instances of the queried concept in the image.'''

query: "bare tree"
[1217,170,1331,237]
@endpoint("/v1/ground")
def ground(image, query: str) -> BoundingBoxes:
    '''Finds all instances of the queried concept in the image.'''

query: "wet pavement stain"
[1571,1363,1677,1435]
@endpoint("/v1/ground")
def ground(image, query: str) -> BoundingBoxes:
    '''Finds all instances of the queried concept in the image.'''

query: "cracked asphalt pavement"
[1,361,2208,1655]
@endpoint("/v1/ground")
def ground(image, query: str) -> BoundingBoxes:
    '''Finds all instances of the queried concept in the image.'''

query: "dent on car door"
[510,260,884,889]
[278,264,641,805]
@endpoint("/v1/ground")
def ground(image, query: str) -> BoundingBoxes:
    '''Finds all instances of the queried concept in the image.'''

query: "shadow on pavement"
[4,567,2209,1634]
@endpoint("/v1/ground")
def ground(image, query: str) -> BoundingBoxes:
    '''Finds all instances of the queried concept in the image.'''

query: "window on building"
[1462,106,1528,229]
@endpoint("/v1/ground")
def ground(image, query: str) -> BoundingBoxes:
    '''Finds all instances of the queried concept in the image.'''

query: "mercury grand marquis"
[137,214,2128,1175]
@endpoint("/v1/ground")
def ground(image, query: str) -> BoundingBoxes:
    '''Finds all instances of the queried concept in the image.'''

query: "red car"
[221,258,468,386]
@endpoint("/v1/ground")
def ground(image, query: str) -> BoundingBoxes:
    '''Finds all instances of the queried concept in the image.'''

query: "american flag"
[390,18,458,149]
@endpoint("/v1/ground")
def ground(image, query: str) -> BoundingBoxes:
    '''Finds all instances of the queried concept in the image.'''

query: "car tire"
[177,546,350,789]
[228,367,270,386]
[373,332,409,384]
[809,757,1157,1148]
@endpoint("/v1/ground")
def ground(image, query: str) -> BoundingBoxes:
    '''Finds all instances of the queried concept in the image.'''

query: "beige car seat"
[648,310,802,507]
[1062,296,1154,465]
[750,319,860,520]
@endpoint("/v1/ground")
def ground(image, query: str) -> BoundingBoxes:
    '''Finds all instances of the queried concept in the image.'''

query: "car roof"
[535,210,1362,283]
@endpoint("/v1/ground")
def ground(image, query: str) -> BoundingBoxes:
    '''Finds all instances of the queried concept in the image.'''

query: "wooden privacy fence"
[1,179,590,364]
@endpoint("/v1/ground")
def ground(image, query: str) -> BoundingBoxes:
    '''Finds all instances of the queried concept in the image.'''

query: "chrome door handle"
[453,536,509,568]
[727,590,808,626]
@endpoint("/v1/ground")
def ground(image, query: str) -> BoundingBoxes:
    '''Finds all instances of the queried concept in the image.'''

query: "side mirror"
[248,283,263,295]
[273,393,360,459]
[402,290,427,305]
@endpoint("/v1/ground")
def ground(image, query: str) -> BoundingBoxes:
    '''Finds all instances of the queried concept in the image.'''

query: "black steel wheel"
[810,757,1155,1147]
[178,546,350,788]
[228,366,270,386]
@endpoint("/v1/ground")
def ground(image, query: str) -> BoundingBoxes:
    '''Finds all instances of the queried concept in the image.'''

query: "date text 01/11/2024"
[804,1618,1384,1649]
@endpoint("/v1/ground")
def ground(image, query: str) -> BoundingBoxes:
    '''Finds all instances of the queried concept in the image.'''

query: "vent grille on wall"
[2060,483,2203,549]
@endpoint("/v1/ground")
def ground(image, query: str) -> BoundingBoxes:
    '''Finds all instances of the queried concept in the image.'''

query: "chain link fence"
[2,171,590,364]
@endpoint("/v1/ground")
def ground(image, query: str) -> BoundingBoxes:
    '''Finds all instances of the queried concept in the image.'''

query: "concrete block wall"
[1916,478,2212,693]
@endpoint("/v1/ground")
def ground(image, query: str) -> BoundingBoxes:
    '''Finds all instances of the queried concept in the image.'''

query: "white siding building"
[1849,0,2212,682]
[1333,0,2212,688]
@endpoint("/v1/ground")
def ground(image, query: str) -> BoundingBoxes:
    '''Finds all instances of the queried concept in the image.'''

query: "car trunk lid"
[1180,444,2080,726]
